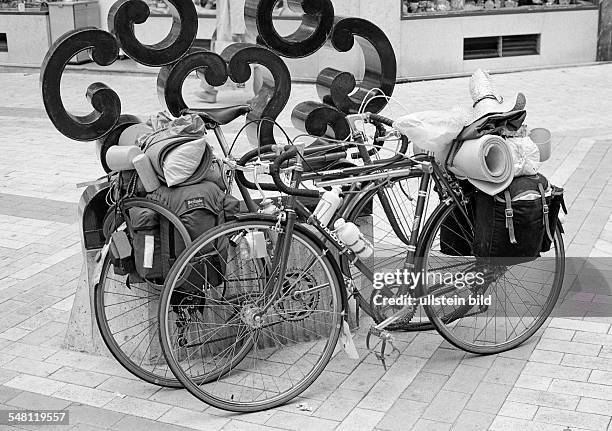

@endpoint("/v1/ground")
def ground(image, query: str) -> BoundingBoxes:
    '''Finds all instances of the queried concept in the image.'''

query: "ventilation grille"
[0,34,7,53]
[464,34,540,60]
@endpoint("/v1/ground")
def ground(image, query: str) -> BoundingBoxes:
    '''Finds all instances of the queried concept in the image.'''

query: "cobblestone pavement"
[0,63,611,430]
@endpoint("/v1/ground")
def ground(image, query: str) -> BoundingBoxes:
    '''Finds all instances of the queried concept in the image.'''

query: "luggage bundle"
[437,70,567,263]
[105,113,240,285]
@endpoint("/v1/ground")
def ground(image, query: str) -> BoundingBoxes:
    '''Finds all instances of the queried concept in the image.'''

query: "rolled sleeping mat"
[448,134,514,196]
[118,123,154,147]
[105,145,143,171]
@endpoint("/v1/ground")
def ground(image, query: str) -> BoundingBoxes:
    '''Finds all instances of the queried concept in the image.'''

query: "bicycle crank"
[366,326,401,371]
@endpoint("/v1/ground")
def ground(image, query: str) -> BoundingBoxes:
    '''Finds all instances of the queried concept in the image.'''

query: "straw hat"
[468,69,526,125]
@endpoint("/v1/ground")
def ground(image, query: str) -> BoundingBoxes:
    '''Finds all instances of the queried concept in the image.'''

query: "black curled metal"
[221,43,292,146]
[108,0,198,67]
[245,0,335,58]
[291,101,349,140]
[40,28,121,141]
[157,49,229,116]
[316,17,397,115]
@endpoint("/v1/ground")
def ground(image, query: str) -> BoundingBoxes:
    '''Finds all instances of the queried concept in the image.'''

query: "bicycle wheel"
[95,198,191,387]
[418,202,564,354]
[159,218,344,412]
[342,176,434,330]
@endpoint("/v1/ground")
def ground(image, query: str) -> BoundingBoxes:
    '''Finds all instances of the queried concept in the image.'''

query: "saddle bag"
[472,174,554,263]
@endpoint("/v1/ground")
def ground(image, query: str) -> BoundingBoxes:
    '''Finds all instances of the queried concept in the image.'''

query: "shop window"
[464,34,540,59]
[402,0,596,17]
[0,34,7,53]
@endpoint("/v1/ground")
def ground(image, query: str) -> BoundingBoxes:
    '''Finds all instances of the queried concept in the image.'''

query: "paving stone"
[52,383,116,408]
[489,416,573,431]
[148,388,208,412]
[221,420,282,431]
[541,327,575,341]
[498,401,539,420]
[562,354,612,372]
[465,382,512,414]
[111,414,195,431]
[441,365,487,394]
[313,395,360,421]
[103,396,172,421]
[537,338,601,356]
[548,379,612,401]
[421,348,466,376]
[534,406,610,431]
[4,374,66,396]
[450,409,495,431]
[2,342,57,361]
[422,390,470,423]
[64,404,124,428]
[483,357,526,386]
[522,361,591,381]
[528,349,564,365]
[507,387,580,410]
[550,317,610,333]
[335,408,384,431]
[6,391,70,410]
[402,333,443,359]
[589,370,612,385]
[573,331,612,346]
[376,398,427,431]
[263,410,338,431]
[0,386,23,404]
[339,363,385,393]
[94,376,158,399]
[577,398,612,417]
[410,419,451,431]
[48,368,109,389]
[3,357,62,377]
[400,372,448,403]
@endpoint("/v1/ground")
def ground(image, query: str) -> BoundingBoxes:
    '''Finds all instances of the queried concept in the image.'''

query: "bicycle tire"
[159,217,344,412]
[417,202,564,355]
[94,198,191,387]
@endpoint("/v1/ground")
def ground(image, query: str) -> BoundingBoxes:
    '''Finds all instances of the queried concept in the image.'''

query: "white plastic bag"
[162,138,207,187]
[393,109,467,153]
[507,136,541,177]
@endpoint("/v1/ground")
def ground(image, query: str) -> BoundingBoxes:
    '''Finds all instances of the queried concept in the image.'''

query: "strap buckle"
[505,209,514,218]
[543,204,549,215]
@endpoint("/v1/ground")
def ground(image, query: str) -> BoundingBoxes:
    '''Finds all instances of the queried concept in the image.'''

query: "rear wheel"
[418,202,564,354]
[94,198,191,387]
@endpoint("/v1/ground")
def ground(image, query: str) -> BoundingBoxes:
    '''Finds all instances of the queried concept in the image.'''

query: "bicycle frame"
[267,149,475,332]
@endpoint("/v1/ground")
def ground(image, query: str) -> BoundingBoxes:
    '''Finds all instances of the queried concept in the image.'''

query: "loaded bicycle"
[155,112,565,412]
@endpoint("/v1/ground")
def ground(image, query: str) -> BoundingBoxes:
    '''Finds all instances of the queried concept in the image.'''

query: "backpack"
[106,181,240,288]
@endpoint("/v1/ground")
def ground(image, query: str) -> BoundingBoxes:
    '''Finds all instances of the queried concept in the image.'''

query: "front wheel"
[418,202,564,355]
[158,218,344,412]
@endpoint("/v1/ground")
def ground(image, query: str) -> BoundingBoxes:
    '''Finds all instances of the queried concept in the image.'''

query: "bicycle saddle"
[183,105,252,126]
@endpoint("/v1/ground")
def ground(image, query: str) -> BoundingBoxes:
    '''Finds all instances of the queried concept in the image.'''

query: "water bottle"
[334,218,373,259]
[313,187,342,227]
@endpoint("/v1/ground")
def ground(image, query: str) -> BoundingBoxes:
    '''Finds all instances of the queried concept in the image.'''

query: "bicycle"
[93,106,421,386]
[157,111,565,411]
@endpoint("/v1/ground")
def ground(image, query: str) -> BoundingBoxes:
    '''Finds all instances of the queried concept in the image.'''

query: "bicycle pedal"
[366,327,400,371]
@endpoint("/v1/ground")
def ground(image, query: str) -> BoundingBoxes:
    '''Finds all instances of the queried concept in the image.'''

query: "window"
[464,34,540,59]
[0,34,7,53]
[402,0,596,17]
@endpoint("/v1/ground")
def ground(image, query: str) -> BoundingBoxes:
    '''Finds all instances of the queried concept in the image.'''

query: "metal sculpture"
[40,0,397,148]
[40,28,121,141]
[245,0,335,58]
[108,0,198,66]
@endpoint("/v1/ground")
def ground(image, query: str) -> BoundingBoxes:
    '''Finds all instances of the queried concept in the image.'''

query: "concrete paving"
[0,63,611,430]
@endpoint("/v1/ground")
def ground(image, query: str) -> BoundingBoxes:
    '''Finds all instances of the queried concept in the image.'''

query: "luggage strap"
[160,218,172,278]
[538,183,554,243]
[503,191,517,244]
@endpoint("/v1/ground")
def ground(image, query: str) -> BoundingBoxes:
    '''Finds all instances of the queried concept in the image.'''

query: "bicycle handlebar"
[269,147,320,199]
[235,145,279,192]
